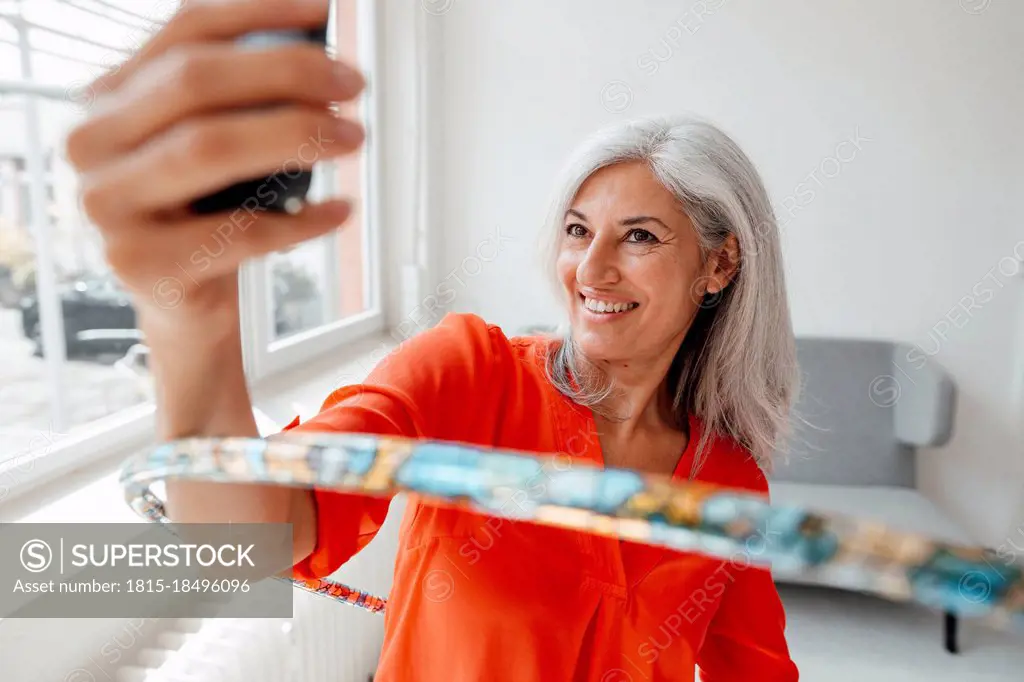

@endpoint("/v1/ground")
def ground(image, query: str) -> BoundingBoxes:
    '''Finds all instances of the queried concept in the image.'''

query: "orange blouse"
[287,313,799,681]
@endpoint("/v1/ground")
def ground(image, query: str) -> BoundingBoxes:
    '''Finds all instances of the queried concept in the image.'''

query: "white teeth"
[582,297,638,314]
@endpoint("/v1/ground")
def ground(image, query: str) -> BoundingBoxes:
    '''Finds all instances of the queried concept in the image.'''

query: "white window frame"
[0,0,387,504]
[239,0,385,382]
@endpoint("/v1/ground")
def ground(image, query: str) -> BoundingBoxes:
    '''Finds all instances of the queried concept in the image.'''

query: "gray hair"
[537,114,799,475]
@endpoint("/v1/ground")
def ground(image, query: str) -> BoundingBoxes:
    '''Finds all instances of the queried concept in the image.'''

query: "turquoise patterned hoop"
[119,432,1024,632]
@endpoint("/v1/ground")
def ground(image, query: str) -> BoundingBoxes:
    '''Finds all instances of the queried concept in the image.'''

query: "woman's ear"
[704,233,741,294]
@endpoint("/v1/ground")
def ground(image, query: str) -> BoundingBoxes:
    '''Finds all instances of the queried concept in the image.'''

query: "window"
[0,0,383,501]
[241,0,383,380]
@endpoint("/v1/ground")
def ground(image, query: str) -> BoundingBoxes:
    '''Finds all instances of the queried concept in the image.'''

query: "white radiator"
[108,497,404,682]
[112,594,375,682]
[113,617,295,682]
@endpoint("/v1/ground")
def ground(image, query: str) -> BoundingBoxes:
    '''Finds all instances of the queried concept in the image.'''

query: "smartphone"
[188,23,331,216]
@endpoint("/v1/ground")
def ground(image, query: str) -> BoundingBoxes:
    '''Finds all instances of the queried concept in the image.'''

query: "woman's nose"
[576,239,620,287]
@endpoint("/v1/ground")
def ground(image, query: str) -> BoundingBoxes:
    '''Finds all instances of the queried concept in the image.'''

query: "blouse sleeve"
[286,312,509,580]
[697,466,800,682]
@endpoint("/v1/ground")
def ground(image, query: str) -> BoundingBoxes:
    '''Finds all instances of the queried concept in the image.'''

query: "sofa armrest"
[891,344,957,448]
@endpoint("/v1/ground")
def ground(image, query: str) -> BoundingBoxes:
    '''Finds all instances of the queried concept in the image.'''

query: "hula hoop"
[119,431,1024,633]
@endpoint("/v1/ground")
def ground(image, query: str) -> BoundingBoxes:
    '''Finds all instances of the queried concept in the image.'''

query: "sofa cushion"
[768,482,976,593]
[771,338,917,487]
[769,482,974,545]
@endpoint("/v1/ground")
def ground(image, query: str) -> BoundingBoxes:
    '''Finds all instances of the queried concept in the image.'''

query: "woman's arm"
[149,292,319,569]
[285,312,510,579]
[62,0,365,571]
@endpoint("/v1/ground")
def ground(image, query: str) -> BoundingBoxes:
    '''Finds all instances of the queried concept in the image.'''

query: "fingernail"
[335,118,365,145]
[334,62,366,92]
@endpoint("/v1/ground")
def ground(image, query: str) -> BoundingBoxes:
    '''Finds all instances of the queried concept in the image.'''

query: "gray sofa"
[768,337,968,652]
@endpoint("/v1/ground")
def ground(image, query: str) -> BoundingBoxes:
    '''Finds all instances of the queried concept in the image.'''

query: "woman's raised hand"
[64,0,365,330]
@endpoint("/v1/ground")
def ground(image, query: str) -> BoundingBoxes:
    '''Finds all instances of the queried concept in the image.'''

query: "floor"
[778,584,1023,681]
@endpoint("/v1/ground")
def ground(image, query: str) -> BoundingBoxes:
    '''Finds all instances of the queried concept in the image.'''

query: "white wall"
[421,0,1024,548]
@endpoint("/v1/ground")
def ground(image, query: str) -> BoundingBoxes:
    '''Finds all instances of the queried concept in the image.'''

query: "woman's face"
[556,161,736,364]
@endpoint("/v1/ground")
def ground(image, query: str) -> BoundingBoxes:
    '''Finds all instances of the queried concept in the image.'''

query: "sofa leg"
[944,611,959,654]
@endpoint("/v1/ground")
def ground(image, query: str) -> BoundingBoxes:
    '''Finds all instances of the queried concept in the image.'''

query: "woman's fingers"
[80,105,364,221]
[68,42,364,170]
[104,199,353,290]
[91,0,332,95]
[62,0,364,329]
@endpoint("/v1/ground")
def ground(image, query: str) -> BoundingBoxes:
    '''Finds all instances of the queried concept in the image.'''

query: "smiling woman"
[542,116,798,476]
[59,0,800,676]
[261,115,801,681]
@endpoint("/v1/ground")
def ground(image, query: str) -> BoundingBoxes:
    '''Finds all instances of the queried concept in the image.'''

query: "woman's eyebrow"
[621,215,671,231]
[566,210,670,232]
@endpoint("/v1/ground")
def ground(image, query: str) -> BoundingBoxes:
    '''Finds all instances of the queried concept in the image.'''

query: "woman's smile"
[578,292,640,320]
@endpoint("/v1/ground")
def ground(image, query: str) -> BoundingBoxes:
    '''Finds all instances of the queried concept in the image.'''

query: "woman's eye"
[565,223,588,238]
[626,228,658,244]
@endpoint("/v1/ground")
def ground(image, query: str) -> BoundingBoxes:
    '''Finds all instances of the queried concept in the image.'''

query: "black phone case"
[189,24,330,216]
